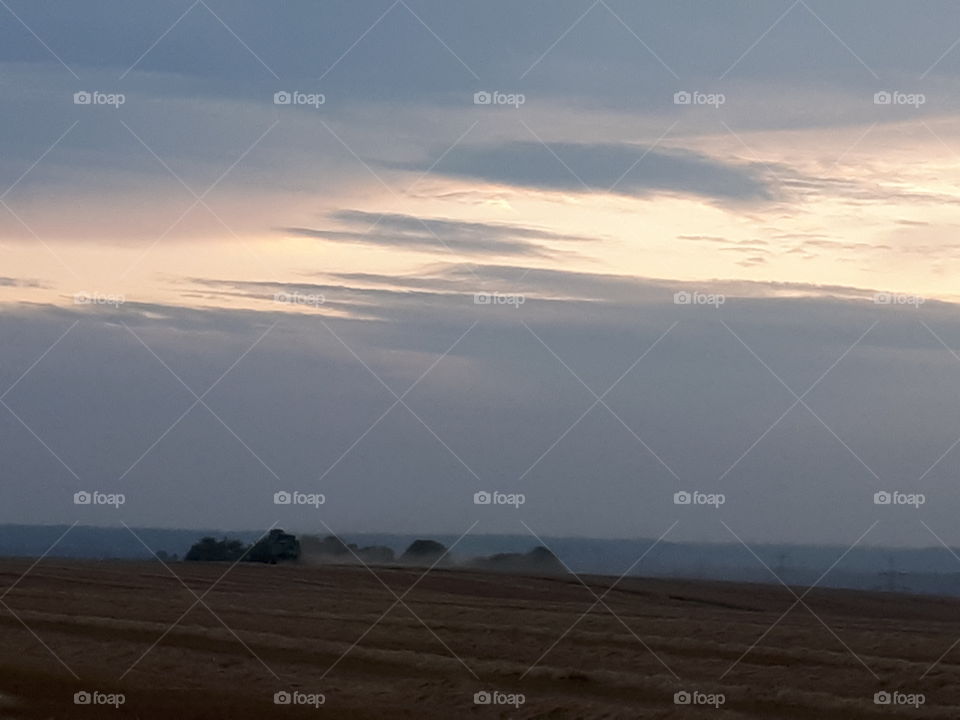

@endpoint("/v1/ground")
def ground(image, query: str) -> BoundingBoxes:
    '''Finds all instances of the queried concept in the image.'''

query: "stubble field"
[0,558,958,718]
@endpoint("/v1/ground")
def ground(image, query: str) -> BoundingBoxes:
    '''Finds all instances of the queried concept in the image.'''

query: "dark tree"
[245,529,301,564]
[400,539,447,564]
[184,536,248,562]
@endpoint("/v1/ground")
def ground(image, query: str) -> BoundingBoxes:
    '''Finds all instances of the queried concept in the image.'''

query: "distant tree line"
[184,530,564,575]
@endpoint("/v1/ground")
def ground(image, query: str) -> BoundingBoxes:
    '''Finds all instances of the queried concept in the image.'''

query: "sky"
[2,0,960,548]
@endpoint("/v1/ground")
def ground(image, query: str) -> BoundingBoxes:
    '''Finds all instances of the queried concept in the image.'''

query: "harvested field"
[0,558,957,718]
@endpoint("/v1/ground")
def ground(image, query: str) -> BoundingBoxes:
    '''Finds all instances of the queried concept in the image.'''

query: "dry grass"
[0,559,958,717]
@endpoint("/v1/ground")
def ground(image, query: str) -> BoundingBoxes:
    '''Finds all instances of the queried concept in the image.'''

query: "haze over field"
[2,0,960,554]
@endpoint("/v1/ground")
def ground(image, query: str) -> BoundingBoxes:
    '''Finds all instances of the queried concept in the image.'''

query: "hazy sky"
[3,1,960,548]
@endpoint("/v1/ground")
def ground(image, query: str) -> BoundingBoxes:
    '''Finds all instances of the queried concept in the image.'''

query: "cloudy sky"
[3,0,960,548]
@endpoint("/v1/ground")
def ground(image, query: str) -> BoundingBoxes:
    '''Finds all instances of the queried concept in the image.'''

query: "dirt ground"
[0,557,958,718]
